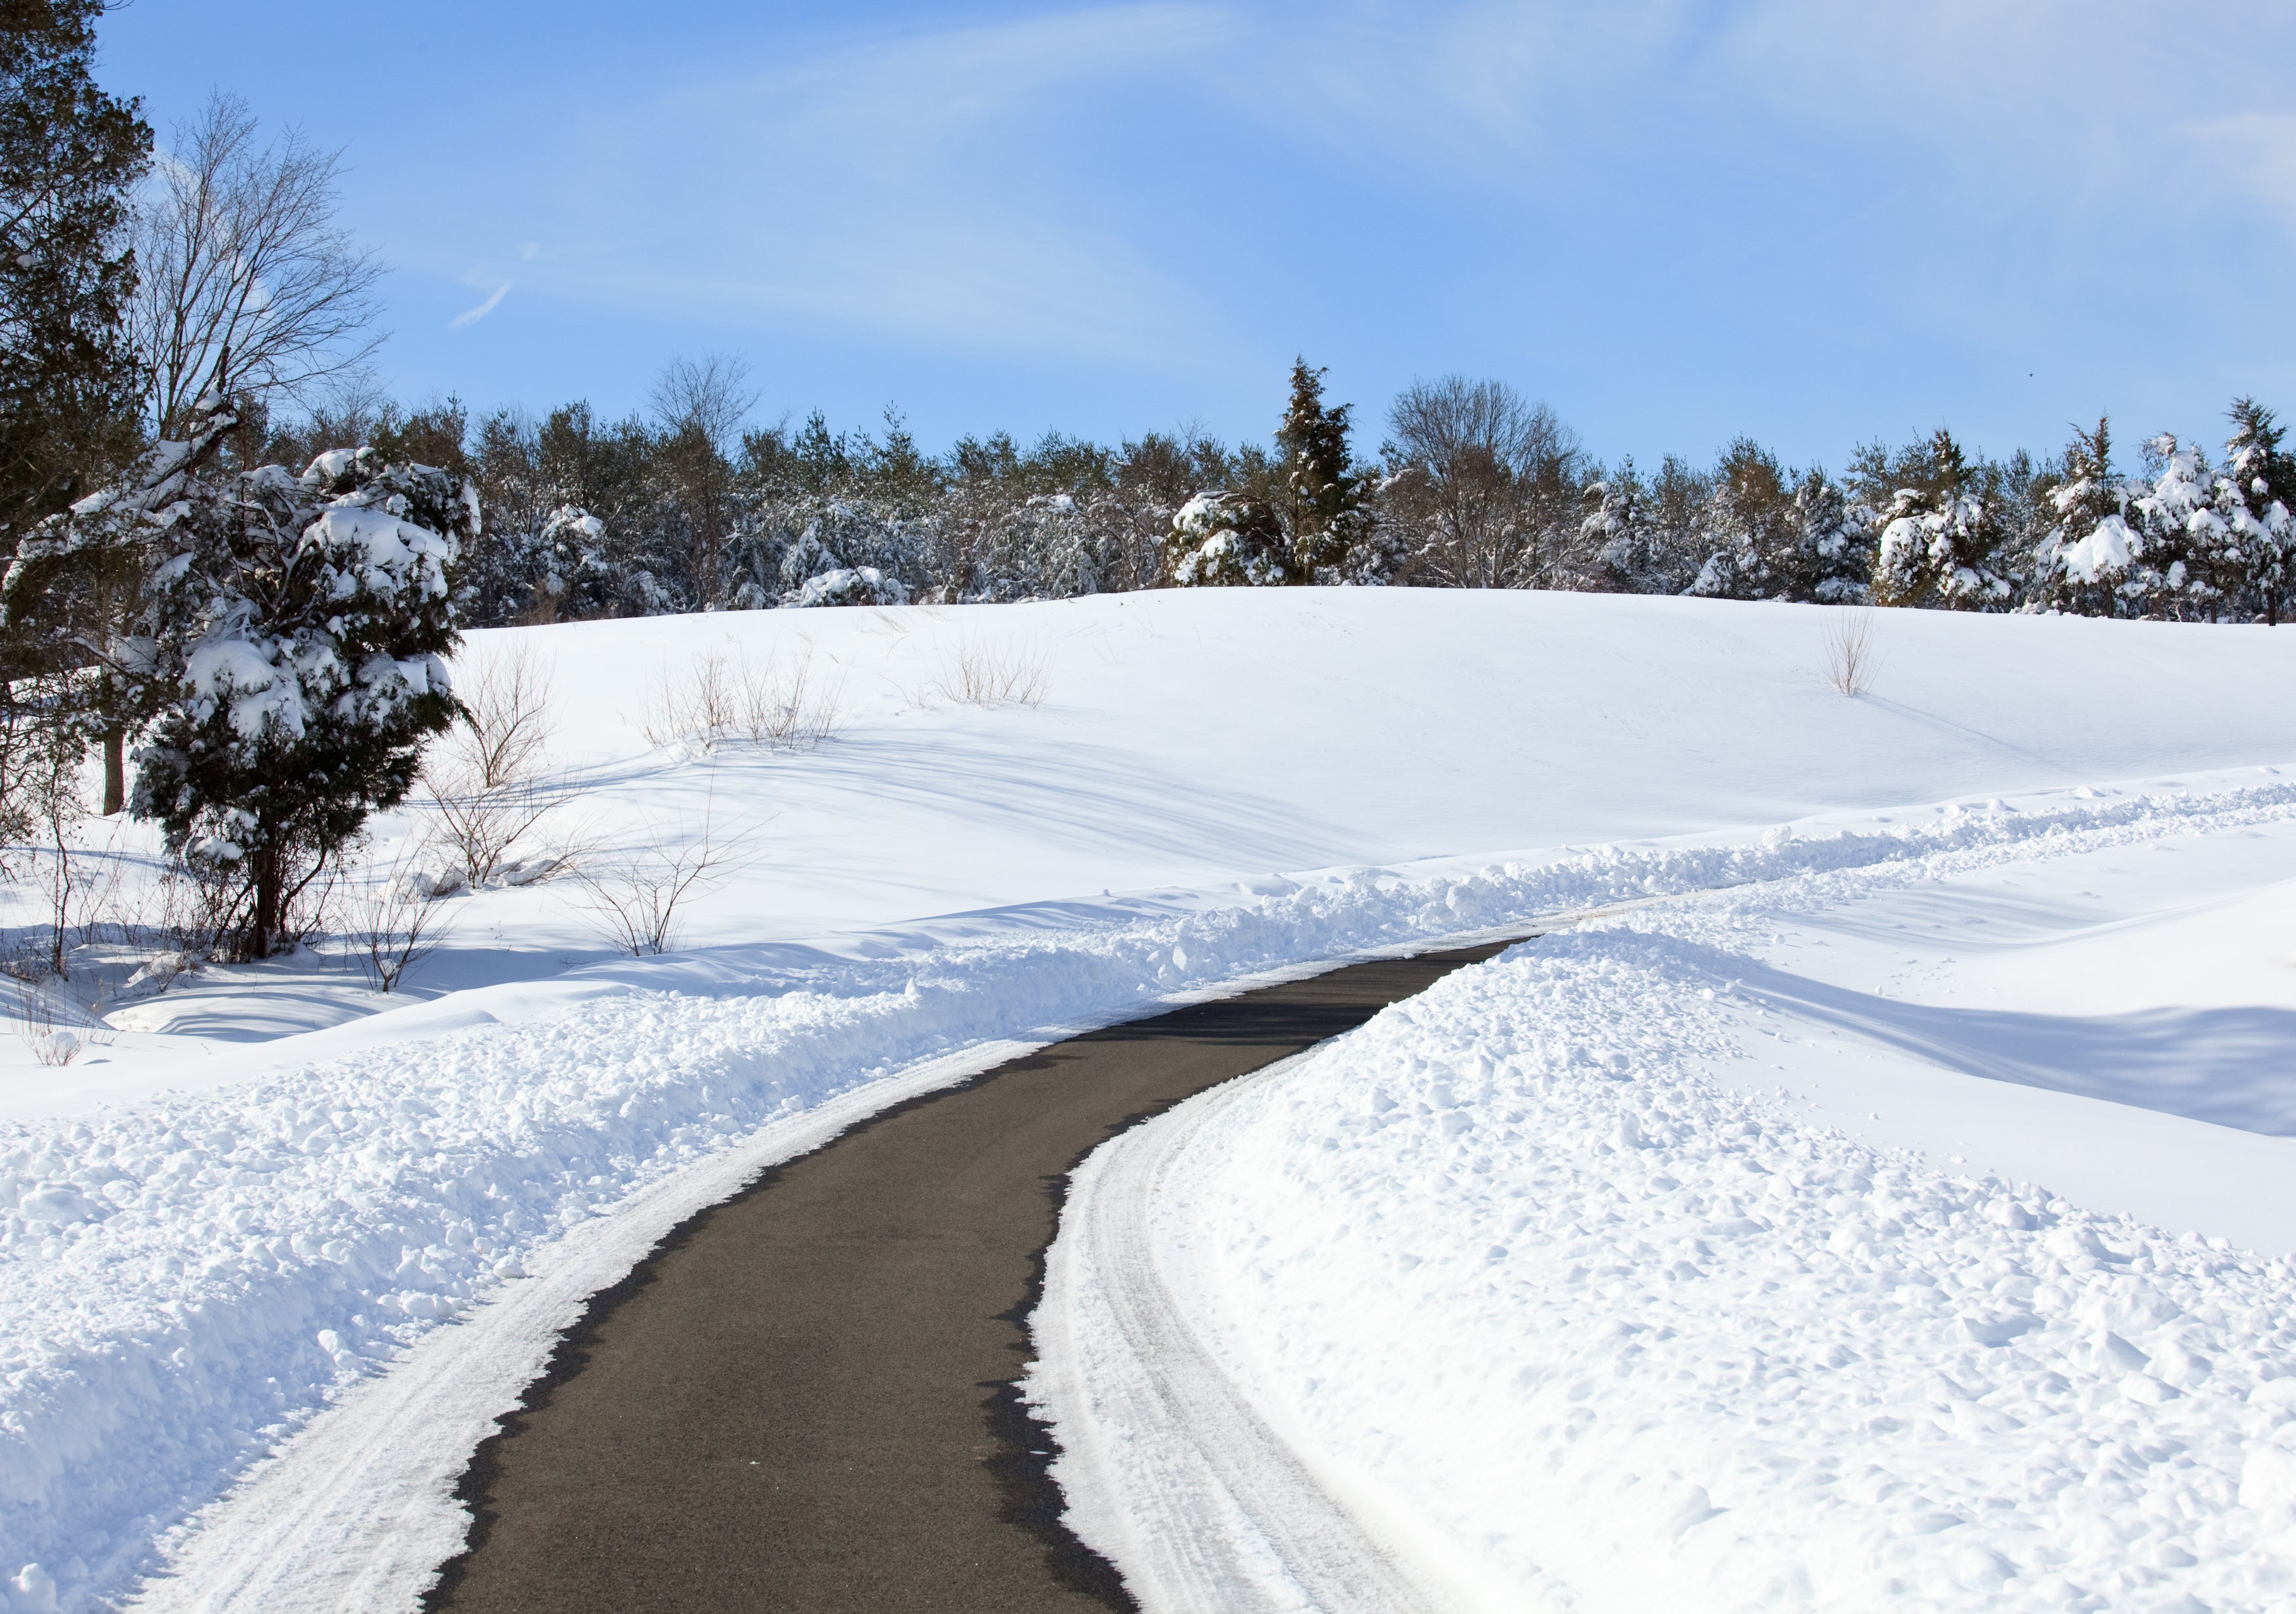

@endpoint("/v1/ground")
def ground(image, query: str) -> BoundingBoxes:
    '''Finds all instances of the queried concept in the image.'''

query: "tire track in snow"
[1033,1049,1456,1614]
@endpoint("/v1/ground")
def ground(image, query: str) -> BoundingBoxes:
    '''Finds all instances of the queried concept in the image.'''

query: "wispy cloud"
[441,5,1244,363]
[373,0,2296,437]
[449,281,512,330]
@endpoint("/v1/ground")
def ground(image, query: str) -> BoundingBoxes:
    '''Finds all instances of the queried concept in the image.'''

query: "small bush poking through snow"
[933,638,1048,708]
[1823,607,1881,696]
[641,645,847,754]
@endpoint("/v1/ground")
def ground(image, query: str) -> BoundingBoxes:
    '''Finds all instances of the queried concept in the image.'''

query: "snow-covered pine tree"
[1164,491,1288,586]
[127,432,472,958]
[1686,439,1795,600]
[537,503,615,619]
[1789,470,1872,603]
[2036,418,2142,616]
[1277,358,1363,582]
[1584,460,1653,591]
[1872,429,2011,609]
[2133,433,2236,619]
[773,511,909,607]
[2223,397,2296,624]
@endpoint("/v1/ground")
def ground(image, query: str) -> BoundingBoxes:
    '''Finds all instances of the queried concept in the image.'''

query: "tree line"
[258,360,2296,631]
[0,1,2287,963]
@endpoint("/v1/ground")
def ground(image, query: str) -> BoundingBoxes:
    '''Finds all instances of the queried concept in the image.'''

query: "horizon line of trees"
[258,359,2296,632]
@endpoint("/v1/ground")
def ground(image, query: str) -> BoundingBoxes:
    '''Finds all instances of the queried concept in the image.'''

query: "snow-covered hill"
[8,588,2296,1612]
[15,588,2296,1112]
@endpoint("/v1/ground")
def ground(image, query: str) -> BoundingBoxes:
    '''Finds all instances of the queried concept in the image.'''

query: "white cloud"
[449,281,512,330]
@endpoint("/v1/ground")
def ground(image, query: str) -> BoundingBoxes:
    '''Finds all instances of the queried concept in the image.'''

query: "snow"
[6,587,2296,1609]
[2057,512,2141,584]
[1034,782,2296,1613]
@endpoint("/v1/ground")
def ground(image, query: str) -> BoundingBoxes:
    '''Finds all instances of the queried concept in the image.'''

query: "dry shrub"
[424,645,582,886]
[1823,608,1881,697]
[933,639,1048,709]
[642,644,846,754]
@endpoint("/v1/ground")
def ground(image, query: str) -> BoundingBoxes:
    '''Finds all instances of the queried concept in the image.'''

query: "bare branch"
[130,92,387,435]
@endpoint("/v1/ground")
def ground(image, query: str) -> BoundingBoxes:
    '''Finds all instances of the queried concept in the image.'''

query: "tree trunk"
[247,845,281,961]
[101,725,124,815]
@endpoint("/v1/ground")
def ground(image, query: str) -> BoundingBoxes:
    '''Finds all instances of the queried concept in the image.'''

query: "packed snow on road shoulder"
[1042,801,2296,1613]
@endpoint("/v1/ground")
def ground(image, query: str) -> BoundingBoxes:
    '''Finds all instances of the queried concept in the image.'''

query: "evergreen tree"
[1276,357,1362,581]
[0,0,148,550]
[1584,459,1656,591]
[2036,418,2141,615]
[2132,433,2234,620]
[0,388,237,818]
[2223,397,2296,624]
[0,0,152,816]
[1872,429,2011,609]
[125,422,472,958]
[1788,470,1872,603]
[1686,438,1795,600]
[1164,491,1288,586]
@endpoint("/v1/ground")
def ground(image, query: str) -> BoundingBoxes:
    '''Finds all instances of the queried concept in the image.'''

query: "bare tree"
[650,354,758,607]
[131,92,385,437]
[1386,376,1586,589]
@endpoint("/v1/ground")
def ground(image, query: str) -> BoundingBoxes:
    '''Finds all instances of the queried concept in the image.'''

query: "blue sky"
[95,1,2296,473]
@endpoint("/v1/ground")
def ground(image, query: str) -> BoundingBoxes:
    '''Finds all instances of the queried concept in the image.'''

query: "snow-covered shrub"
[1166,492,1289,586]
[786,565,906,609]
[126,421,472,958]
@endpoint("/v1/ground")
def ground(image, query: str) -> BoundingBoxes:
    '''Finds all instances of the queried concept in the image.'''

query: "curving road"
[425,942,1513,1613]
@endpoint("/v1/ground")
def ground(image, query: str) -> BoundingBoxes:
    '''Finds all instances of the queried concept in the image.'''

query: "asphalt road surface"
[428,941,1515,1613]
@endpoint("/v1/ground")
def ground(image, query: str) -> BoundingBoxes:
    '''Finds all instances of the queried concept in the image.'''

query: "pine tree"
[1788,470,1872,603]
[2036,418,2141,615]
[1275,358,1361,582]
[2133,433,2234,620]
[1872,429,2011,609]
[125,427,473,958]
[1686,438,1795,600]
[1164,491,1288,586]
[0,1,153,817]
[2223,397,2296,624]
[1584,460,1655,592]
[0,1,149,550]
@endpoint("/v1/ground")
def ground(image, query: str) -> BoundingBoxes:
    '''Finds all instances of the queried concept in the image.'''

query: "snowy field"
[4,589,2296,1610]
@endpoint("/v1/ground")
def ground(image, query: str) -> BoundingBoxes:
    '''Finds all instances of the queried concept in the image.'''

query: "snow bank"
[10,767,2296,1608]
[1038,785,2296,1613]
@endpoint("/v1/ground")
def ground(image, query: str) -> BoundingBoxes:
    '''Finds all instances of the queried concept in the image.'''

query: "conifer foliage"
[1165,491,1289,586]
[1277,358,1364,582]
[1168,357,1372,588]
[1872,430,2011,609]
[119,409,472,958]
[2038,419,2141,616]
[0,0,148,552]
[2222,399,2296,625]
